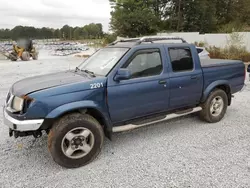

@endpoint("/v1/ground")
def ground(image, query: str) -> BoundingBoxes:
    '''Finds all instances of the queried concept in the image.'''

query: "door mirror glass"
[114,68,131,81]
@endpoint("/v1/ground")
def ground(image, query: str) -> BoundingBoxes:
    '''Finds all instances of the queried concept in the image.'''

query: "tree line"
[110,0,250,37]
[0,23,104,40]
[2,0,250,40]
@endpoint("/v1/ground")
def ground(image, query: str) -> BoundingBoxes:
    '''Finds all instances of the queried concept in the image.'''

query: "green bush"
[240,53,250,62]
[218,22,246,33]
[207,46,223,59]
[103,33,117,46]
[194,41,206,47]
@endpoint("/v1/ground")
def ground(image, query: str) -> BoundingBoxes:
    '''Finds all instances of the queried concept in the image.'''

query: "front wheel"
[48,113,104,168]
[21,51,30,61]
[199,89,228,123]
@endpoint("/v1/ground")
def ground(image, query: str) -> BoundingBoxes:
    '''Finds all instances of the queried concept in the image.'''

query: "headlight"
[12,96,24,111]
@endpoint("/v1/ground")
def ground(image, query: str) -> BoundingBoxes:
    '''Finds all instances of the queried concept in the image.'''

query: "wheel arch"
[45,101,112,139]
[202,80,232,105]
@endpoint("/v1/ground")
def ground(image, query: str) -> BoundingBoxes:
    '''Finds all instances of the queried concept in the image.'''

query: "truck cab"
[107,42,203,123]
[3,36,246,168]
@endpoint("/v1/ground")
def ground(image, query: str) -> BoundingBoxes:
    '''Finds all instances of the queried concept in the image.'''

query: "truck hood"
[11,70,92,96]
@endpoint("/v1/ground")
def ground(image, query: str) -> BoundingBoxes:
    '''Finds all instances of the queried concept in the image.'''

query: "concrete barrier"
[157,32,250,51]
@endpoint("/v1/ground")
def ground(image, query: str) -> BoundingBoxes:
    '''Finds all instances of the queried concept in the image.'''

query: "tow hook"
[10,130,43,138]
[9,128,13,137]
[33,131,42,138]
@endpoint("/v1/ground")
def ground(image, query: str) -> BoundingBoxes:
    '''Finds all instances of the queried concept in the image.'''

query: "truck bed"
[200,59,242,68]
[201,58,245,94]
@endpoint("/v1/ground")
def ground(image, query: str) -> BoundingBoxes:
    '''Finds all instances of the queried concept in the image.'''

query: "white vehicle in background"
[196,46,210,59]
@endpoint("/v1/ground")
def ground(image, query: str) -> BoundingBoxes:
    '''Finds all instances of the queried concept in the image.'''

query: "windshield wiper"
[75,67,97,77]
[81,69,96,77]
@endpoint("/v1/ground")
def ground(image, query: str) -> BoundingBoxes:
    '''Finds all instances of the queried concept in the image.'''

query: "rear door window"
[168,48,194,72]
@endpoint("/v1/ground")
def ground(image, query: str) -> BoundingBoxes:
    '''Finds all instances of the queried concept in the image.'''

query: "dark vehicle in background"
[3,36,246,168]
[247,64,250,80]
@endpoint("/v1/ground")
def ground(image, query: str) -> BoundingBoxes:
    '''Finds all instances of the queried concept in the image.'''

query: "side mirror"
[247,64,250,73]
[114,68,131,81]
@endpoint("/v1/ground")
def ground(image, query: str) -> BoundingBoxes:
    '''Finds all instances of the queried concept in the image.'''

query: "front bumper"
[3,108,44,132]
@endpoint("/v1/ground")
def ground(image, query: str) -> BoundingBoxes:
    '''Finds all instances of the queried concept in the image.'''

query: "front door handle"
[159,80,167,84]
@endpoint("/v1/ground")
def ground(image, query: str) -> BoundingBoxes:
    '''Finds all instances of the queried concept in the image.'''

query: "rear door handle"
[191,76,199,80]
[159,80,167,84]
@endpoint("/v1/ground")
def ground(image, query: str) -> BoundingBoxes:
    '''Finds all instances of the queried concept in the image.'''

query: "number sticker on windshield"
[90,83,104,89]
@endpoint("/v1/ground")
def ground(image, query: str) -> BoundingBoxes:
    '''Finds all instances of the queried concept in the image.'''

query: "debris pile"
[0,42,13,60]
[1,41,90,58]
[35,42,89,56]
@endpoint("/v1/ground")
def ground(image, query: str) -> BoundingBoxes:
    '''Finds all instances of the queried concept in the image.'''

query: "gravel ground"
[0,52,250,188]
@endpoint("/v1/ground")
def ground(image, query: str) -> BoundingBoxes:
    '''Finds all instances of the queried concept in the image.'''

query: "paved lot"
[0,53,250,188]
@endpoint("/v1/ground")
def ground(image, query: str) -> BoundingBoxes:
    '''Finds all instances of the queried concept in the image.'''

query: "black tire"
[21,51,30,61]
[48,113,104,168]
[32,53,38,60]
[199,89,228,123]
[10,57,17,61]
[9,52,17,61]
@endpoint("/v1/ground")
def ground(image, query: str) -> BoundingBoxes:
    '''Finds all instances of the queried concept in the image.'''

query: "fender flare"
[46,100,112,133]
[201,80,231,103]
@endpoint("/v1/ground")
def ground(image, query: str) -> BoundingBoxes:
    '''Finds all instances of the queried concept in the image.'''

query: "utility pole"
[177,0,182,31]
[70,28,72,40]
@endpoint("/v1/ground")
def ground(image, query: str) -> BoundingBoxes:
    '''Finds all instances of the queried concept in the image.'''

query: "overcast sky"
[0,0,112,31]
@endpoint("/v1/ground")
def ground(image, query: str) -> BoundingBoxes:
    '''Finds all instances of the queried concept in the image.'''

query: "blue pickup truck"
[3,36,246,168]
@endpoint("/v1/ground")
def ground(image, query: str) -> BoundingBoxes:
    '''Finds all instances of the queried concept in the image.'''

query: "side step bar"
[112,107,202,133]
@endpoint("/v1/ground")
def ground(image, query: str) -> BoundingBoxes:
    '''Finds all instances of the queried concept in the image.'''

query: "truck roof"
[107,36,189,48]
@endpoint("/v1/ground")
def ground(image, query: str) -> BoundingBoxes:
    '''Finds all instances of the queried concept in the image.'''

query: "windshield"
[77,47,129,76]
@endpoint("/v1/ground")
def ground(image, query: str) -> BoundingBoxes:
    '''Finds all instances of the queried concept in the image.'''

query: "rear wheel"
[48,113,104,168]
[199,89,228,123]
[32,53,38,60]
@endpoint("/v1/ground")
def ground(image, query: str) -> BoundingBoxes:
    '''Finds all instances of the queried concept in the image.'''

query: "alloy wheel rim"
[61,127,95,159]
[210,96,224,117]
